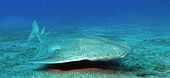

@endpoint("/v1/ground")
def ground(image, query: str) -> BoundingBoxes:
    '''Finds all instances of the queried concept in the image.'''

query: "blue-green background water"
[1,0,170,26]
[1,0,170,78]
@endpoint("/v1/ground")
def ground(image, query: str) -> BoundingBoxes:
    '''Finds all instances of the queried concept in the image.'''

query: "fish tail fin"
[28,20,44,43]
[40,26,46,35]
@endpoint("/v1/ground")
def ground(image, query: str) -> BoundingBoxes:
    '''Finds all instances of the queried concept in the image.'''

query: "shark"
[28,20,129,65]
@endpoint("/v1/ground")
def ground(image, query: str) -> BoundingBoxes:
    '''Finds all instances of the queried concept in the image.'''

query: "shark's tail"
[28,20,45,43]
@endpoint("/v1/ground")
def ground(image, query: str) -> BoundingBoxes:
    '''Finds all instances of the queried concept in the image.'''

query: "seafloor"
[0,24,170,78]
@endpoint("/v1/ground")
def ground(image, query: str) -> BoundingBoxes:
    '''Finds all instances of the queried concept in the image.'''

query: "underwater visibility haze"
[0,0,170,78]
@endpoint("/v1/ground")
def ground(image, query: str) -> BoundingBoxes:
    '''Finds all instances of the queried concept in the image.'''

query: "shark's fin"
[40,26,45,35]
[28,20,42,43]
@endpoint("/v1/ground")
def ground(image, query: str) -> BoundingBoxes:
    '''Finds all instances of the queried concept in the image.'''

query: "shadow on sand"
[37,59,141,72]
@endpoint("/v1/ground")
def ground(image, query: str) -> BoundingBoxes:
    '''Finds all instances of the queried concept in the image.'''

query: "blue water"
[0,0,170,78]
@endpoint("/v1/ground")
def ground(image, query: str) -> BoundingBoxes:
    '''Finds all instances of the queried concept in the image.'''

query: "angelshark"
[28,20,129,65]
